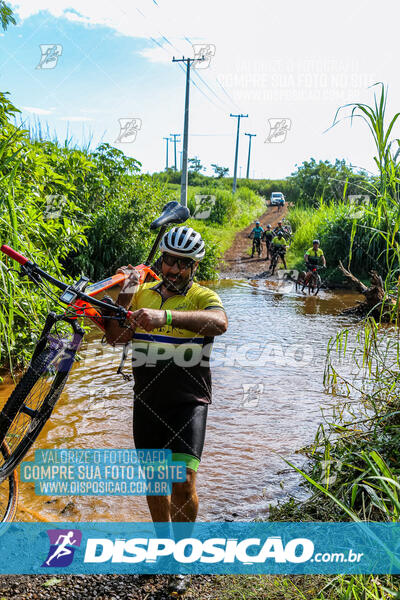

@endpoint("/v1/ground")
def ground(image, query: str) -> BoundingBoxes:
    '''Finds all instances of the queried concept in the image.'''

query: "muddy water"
[0,281,362,522]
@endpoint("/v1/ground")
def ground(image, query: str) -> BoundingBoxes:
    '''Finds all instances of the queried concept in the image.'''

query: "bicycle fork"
[30,312,84,368]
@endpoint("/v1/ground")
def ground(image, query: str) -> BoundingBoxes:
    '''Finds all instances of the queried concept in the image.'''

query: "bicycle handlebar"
[1,245,29,266]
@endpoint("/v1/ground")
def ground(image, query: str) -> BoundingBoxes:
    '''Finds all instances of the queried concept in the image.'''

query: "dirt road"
[219,203,288,278]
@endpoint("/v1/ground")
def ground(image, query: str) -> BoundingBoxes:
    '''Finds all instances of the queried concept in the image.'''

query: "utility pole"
[244,133,256,179]
[179,150,183,170]
[163,136,170,170]
[230,113,248,193]
[169,133,181,171]
[172,56,200,207]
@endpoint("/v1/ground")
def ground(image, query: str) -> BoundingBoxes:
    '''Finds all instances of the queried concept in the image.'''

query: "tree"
[188,157,204,173]
[289,158,371,206]
[0,1,16,31]
[211,163,229,178]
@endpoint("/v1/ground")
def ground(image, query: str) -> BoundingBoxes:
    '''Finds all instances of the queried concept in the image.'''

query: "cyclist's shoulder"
[136,281,160,296]
[140,281,159,290]
[305,247,324,255]
[188,282,224,309]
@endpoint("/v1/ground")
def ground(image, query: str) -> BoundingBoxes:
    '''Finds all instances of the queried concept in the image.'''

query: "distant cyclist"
[262,224,274,261]
[304,240,326,280]
[270,231,287,274]
[272,221,283,236]
[249,220,264,258]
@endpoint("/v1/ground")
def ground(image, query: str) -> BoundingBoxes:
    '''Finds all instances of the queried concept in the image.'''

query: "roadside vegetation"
[266,83,400,599]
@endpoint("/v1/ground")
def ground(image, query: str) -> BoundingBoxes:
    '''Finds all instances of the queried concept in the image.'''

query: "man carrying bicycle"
[304,239,326,276]
[104,227,227,525]
[270,231,287,274]
[248,220,264,258]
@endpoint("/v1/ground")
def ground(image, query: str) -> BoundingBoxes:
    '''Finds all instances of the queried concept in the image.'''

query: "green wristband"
[165,310,172,325]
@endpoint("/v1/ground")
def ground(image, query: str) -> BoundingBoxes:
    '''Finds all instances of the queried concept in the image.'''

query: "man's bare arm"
[130,308,228,336]
[170,309,228,336]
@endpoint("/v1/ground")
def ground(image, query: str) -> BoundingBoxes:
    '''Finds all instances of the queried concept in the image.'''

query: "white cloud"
[59,116,94,122]
[9,0,400,177]
[21,106,53,115]
[139,46,173,64]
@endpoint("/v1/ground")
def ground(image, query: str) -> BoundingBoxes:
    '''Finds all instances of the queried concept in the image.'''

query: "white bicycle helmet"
[159,226,206,261]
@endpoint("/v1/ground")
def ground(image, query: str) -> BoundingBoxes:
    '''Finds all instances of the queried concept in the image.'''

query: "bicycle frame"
[0,245,160,330]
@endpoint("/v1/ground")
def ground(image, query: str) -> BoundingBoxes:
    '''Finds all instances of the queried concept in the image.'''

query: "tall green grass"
[272,84,400,600]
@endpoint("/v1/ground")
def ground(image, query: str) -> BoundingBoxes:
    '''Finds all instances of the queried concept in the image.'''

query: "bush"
[65,177,175,280]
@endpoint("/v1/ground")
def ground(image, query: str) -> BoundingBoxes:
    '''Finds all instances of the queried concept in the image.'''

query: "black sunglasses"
[162,253,195,270]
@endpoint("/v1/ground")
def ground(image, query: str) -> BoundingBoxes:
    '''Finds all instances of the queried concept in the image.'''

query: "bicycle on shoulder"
[0,201,190,499]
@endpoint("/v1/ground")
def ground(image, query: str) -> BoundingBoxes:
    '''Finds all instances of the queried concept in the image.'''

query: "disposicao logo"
[83,536,315,564]
[42,529,82,567]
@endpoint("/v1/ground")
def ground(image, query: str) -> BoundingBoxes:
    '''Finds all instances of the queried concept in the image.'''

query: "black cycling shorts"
[133,397,208,472]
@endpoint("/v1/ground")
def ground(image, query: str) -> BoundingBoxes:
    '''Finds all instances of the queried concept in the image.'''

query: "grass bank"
[286,198,400,287]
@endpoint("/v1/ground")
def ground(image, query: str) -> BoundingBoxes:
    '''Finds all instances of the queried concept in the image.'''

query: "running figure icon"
[42,529,82,568]
[45,531,77,566]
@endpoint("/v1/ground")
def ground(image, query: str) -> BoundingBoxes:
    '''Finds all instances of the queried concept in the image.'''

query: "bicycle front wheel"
[313,274,321,296]
[0,441,18,523]
[0,328,81,482]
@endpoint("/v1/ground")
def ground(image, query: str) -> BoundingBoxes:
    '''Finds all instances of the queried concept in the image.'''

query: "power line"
[216,77,242,111]
[184,35,228,111]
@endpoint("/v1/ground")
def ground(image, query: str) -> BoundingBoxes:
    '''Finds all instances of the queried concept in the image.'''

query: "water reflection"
[0,281,362,522]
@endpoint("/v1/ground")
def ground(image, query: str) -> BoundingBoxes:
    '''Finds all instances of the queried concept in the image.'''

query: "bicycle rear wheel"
[0,318,82,482]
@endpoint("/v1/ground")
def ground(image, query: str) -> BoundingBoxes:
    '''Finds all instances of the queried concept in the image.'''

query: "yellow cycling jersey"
[272,236,286,246]
[129,280,224,346]
[129,280,225,405]
[306,247,324,258]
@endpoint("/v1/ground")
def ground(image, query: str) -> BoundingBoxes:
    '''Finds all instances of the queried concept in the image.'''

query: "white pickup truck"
[270,192,285,206]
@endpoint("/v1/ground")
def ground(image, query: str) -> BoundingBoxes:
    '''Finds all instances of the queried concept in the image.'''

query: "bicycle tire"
[313,274,321,296]
[307,273,319,295]
[0,345,73,482]
[0,441,18,523]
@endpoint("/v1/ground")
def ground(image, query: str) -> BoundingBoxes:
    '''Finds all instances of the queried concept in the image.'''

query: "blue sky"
[1,0,399,178]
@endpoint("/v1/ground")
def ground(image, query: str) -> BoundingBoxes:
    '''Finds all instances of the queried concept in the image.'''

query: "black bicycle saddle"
[150,201,190,230]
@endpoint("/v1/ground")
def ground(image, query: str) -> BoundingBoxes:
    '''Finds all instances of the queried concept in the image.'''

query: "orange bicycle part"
[70,266,160,331]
